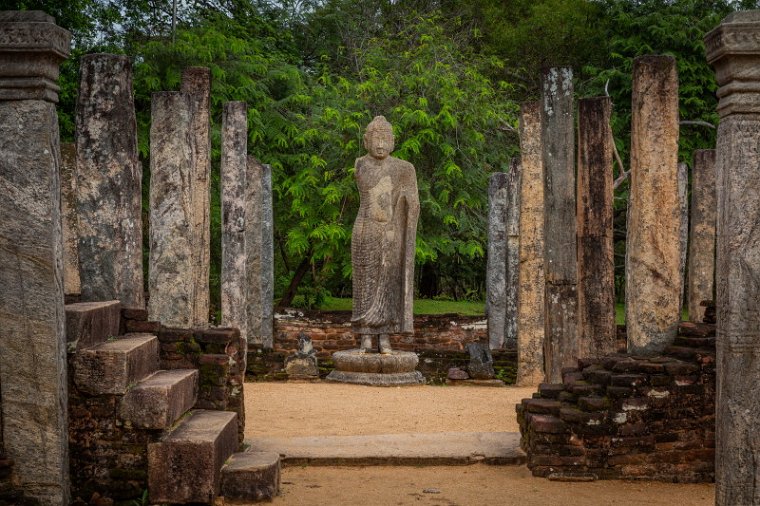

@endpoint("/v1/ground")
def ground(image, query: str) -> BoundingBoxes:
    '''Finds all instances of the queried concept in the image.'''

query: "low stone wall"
[121,309,246,440]
[517,322,715,482]
[247,311,507,384]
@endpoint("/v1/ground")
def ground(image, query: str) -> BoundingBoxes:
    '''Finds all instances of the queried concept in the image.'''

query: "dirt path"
[243,382,715,505]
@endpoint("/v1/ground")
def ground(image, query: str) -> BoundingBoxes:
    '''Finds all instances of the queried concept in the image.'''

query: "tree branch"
[680,119,716,129]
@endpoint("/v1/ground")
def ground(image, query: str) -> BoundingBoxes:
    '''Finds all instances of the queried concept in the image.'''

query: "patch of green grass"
[319,296,485,316]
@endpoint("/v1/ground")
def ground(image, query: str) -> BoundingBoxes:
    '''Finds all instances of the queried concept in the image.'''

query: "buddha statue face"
[364,116,395,160]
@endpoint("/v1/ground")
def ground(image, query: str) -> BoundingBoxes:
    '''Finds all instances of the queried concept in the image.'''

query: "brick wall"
[517,322,715,482]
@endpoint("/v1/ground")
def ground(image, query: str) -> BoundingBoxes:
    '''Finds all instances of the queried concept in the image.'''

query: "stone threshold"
[245,432,525,466]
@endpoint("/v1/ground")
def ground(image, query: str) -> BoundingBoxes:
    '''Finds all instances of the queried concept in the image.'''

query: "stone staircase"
[66,300,279,504]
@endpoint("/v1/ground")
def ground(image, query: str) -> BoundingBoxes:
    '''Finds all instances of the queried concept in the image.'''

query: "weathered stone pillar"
[148,92,195,327]
[221,101,249,341]
[678,161,689,313]
[687,150,716,323]
[541,67,578,382]
[181,67,211,326]
[505,160,521,349]
[576,97,616,358]
[0,11,70,504]
[705,12,760,504]
[625,56,680,355]
[247,157,274,348]
[60,142,81,298]
[76,54,144,309]
[486,172,508,350]
[516,102,545,385]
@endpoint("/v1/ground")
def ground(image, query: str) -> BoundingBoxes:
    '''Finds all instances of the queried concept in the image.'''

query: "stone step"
[73,333,159,395]
[148,409,238,504]
[65,300,121,353]
[220,451,280,503]
[120,369,199,429]
[245,432,526,466]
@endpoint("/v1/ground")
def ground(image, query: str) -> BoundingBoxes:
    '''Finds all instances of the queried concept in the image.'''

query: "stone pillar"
[181,67,211,326]
[148,92,195,327]
[247,157,274,348]
[625,56,680,355]
[505,159,521,349]
[705,12,760,504]
[516,102,545,385]
[0,11,71,505]
[76,54,144,309]
[576,97,616,358]
[678,162,689,314]
[221,102,249,341]
[60,142,81,298]
[486,172,508,350]
[541,67,578,382]
[687,150,716,323]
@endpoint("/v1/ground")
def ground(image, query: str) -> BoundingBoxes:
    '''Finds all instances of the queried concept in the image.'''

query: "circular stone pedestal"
[326,350,424,386]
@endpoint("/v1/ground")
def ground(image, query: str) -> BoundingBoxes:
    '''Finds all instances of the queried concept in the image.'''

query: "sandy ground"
[243,382,715,506]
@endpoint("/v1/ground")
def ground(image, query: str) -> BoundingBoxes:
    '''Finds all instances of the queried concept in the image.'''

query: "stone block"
[120,369,198,429]
[148,410,238,504]
[220,451,280,503]
[73,333,159,395]
[284,355,318,378]
[65,300,121,352]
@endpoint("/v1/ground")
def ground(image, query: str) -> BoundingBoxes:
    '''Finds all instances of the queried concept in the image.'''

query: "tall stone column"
[247,157,274,348]
[486,172,508,350]
[60,142,81,298]
[221,101,249,341]
[678,162,689,313]
[149,92,195,327]
[505,160,521,349]
[576,97,616,358]
[0,11,71,505]
[625,56,681,355]
[516,102,545,385]
[541,67,578,382]
[76,54,143,309]
[181,67,211,326]
[705,12,760,504]
[687,150,716,323]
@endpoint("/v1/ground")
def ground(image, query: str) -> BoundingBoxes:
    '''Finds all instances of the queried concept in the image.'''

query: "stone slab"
[486,172,508,349]
[445,379,505,387]
[60,142,80,295]
[245,432,525,466]
[221,451,280,503]
[65,300,121,353]
[148,409,238,504]
[73,333,158,395]
[325,370,425,386]
[120,369,198,429]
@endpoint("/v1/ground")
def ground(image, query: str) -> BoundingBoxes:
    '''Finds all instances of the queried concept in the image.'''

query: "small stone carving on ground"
[467,342,495,379]
[285,332,318,379]
[447,367,469,381]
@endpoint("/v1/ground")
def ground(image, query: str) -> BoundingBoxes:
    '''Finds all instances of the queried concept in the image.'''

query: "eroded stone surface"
[505,160,521,350]
[148,91,194,327]
[221,101,249,341]
[73,333,159,395]
[486,172,508,350]
[0,97,69,506]
[221,451,280,503]
[60,142,81,296]
[246,157,274,347]
[687,150,716,323]
[705,13,760,504]
[331,349,419,373]
[120,369,199,429]
[541,68,578,383]
[181,67,211,326]
[516,102,545,386]
[625,56,681,355]
[467,342,495,379]
[65,300,121,353]
[577,97,616,358]
[76,54,143,309]
[148,410,238,504]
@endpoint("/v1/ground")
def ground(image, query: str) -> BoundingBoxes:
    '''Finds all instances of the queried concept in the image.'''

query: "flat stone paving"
[246,432,525,466]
